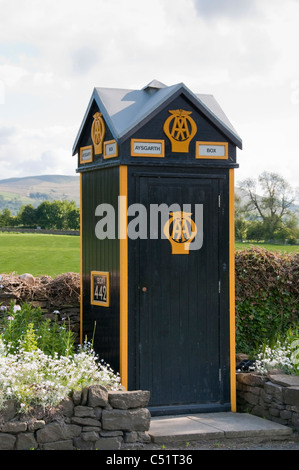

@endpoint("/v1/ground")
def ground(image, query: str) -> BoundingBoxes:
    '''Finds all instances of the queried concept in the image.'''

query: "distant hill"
[0,175,80,214]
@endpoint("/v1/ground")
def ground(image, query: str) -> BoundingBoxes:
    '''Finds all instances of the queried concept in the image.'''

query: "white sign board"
[131,139,165,157]
[104,140,118,159]
[196,142,228,159]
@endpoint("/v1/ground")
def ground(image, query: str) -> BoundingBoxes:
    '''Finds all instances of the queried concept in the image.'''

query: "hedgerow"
[235,247,298,354]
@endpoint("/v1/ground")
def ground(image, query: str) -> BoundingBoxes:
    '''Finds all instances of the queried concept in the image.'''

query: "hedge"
[235,247,298,354]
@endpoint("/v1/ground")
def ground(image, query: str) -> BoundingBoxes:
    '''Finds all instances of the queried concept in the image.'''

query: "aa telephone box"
[72,80,242,415]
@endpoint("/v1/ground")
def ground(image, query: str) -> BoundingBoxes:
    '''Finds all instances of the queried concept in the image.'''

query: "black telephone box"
[72,80,242,415]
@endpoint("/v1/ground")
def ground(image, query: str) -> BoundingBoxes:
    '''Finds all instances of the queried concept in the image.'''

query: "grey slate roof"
[72,80,242,155]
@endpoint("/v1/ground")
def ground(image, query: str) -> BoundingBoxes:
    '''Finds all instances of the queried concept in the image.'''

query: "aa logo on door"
[163,109,197,153]
[163,211,198,254]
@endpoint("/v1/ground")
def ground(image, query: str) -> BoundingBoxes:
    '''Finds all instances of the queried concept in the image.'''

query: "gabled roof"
[72,80,242,155]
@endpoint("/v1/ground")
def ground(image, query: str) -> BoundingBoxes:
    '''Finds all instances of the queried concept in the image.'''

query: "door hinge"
[219,368,222,382]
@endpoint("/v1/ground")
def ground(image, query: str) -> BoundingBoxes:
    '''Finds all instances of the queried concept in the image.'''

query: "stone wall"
[237,372,299,431]
[0,386,151,450]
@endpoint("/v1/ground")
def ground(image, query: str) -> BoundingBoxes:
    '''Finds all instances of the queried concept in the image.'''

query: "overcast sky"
[0,0,298,192]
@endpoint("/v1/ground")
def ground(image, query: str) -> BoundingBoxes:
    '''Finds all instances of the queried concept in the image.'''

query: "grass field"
[0,232,80,277]
[0,233,298,278]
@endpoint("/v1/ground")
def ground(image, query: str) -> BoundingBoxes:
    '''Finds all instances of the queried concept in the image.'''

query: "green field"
[0,232,80,277]
[0,233,298,278]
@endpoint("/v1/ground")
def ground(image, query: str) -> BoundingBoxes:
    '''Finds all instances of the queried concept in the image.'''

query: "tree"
[238,171,298,241]
[67,208,80,230]
[35,201,54,229]
[0,208,14,226]
[19,204,37,227]
[35,200,79,230]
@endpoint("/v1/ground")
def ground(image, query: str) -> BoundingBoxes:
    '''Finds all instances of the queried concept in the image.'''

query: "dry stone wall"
[0,387,151,450]
[237,372,299,431]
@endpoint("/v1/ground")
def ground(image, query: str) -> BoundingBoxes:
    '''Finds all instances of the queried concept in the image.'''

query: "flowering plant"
[0,339,120,413]
[0,303,121,413]
[254,336,299,376]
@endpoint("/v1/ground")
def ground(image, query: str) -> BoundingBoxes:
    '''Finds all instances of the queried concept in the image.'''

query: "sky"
[0,0,299,193]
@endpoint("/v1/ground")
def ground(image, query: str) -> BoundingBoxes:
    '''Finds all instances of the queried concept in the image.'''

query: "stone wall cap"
[108,390,150,409]
[236,373,267,387]
[268,374,299,388]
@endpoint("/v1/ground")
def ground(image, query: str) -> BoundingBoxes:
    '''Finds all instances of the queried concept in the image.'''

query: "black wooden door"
[137,175,223,410]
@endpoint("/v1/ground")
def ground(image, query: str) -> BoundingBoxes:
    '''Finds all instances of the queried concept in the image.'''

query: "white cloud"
[193,0,258,18]
[0,0,298,190]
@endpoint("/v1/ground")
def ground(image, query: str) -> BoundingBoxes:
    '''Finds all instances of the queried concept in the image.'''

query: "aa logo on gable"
[91,112,106,155]
[163,109,197,153]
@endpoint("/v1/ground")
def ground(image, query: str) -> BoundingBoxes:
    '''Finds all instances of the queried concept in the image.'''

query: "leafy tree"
[35,201,54,229]
[238,171,298,241]
[19,204,37,227]
[0,208,14,226]
[35,200,79,230]
[67,208,80,230]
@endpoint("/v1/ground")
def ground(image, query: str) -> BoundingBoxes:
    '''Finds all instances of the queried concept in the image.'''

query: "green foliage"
[0,200,80,230]
[0,302,75,357]
[235,247,299,354]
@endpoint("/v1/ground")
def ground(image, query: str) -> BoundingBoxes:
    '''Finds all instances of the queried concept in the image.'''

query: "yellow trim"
[90,271,110,307]
[80,173,83,345]
[196,141,228,160]
[131,138,165,158]
[119,166,128,389]
[229,169,236,412]
[80,145,93,164]
[103,140,118,159]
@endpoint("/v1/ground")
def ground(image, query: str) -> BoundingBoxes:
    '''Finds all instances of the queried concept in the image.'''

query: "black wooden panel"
[81,167,120,372]
[127,166,230,410]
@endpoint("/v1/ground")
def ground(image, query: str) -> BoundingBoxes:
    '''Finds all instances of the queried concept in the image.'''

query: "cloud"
[0,126,17,145]
[71,46,101,76]
[0,0,298,190]
[193,0,257,18]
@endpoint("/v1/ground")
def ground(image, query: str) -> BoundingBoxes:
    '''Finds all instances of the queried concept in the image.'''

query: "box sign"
[91,271,110,307]
[131,139,165,158]
[104,140,118,159]
[196,141,228,159]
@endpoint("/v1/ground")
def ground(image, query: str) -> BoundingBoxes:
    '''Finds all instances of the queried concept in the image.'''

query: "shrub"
[0,302,75,357]
[235,247,298,354]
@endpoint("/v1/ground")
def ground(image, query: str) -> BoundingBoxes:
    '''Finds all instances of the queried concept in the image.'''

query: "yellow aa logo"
[91,112,106,155]
[163,109,197,153]
[163,211,197,254]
